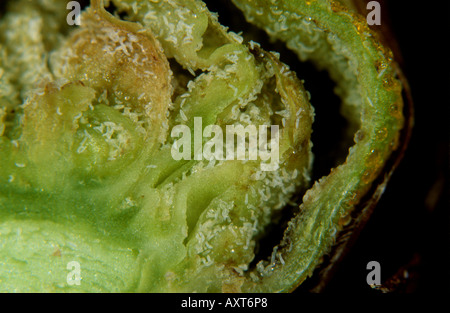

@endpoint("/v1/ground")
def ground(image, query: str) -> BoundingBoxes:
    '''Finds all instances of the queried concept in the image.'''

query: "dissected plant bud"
[0,0,406,293]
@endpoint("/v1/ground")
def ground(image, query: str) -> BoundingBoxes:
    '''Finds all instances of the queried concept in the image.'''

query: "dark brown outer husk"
[298,0,414,292]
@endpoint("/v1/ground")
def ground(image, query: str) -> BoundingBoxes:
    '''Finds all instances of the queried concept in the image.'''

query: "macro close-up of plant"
[1,0,432,294]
